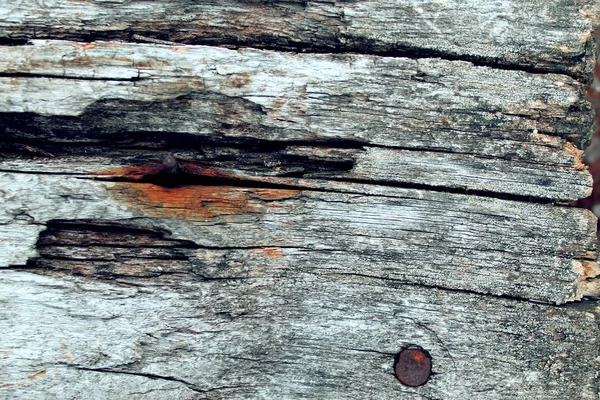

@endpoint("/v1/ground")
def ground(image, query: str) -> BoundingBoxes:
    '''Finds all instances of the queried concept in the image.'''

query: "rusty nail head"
[161,154,179,176]
[394,348,432,387]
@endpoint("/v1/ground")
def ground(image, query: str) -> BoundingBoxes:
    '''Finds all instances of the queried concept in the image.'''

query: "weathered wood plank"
[0,0,598,78]
[0,40,592,201]
[1,2,598,397]
[0,171,597,304]
[1,270,598,399]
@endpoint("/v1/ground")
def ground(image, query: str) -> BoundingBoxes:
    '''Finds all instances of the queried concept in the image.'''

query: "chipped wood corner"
[574,259,600,301]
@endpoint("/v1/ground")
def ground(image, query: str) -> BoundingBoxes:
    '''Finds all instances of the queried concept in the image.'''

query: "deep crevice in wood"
[0,34,590,82]
[0,37,29,46]
[17,217,597,304]
[98,166,561,205]
[326,270,600,307]
[0,71,146,82]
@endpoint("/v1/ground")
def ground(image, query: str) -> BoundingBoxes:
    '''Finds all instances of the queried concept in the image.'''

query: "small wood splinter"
[131,34,179,46]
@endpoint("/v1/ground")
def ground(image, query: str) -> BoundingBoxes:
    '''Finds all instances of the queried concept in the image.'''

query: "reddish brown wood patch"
[112,183,299,220]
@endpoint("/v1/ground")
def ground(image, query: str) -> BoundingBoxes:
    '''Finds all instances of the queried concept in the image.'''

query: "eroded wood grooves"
[0,40,593,201]
[1,0,599,398]
[1,0,599,79]
[2,270,599,399]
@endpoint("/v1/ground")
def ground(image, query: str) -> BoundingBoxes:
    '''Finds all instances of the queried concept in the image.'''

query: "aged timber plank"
[1,270,598,399]
[0,1,598,397]
[0,171,597,304]
[0,0,598,78]
[0,40,592,201]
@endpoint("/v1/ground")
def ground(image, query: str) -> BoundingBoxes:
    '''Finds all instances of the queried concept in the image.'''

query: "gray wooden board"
[0,171,597,305]
[1,2,599,398]
[0,0,598,79]
[0,40,592,201]
[1,270,599,399]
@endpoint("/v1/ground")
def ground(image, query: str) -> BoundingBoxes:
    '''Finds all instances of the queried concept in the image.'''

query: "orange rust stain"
[411,351,427,363]
[113,183,299,220]
[225,72,253,88]
[564,142,586,171]
[0,385,14,390]
[75,43,96,50]
[28,371,46,381]
[250,189,300,201]
[127,185,254,219]
[99,162,300,219]
[251,248,285,259]
[96,163,163,181]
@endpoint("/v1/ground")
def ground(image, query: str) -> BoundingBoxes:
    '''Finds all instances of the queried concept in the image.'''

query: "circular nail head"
[394,348,431,387]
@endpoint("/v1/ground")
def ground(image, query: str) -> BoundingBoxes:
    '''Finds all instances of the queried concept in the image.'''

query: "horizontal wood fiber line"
[0,169,597,304]
[1,0,598,80]
[0,149,590,205]
[0,40,593,201]
[1,270,598,399]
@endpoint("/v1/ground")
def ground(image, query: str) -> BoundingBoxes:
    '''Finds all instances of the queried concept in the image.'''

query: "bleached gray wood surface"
[0,40,593,201]
[1,0,599,78]
[1,1,599,399]
[2,269,599,399]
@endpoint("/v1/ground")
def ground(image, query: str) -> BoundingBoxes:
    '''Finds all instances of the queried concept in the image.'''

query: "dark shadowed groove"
[0,34,590,82]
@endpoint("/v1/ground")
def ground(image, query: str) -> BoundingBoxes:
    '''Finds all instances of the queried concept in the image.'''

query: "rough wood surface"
[1,2,599,398]
[0,40,593,201]
[1,269,599,399]
[1,0,599,79]
[1,171,598,305]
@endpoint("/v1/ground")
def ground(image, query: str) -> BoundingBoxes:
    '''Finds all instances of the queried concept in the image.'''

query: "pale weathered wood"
[0,171,597,305]
[0,40,592,201]
[1,1,599,398]
[1,269,599,399]
[0,0,598,78]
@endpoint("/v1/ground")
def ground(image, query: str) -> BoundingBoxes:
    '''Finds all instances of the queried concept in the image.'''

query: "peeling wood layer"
[0,40,593,201]
[0,0,598,79]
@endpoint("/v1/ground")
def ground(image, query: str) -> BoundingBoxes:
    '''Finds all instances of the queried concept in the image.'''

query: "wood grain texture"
[0,40,592,201]
[0,0,598,79]
[0,170,597,305]
[1,269,599,399]
[1,2,599,397]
